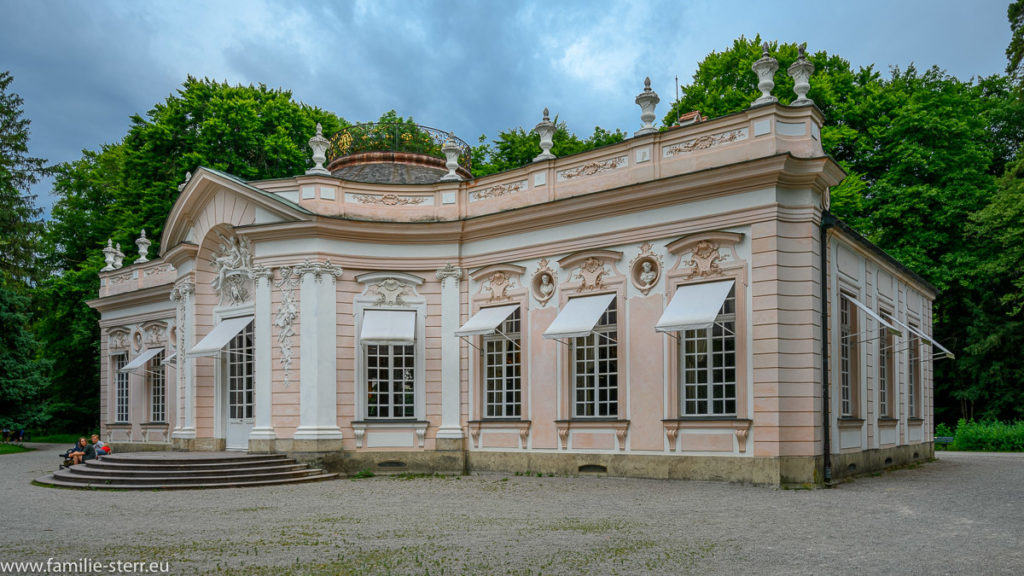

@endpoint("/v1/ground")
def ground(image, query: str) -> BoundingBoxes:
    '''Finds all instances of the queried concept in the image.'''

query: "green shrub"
[953,419,1024,452]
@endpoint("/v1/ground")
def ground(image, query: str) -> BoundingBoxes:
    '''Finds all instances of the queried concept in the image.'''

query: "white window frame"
[680,286,737,417]
[226,320,254,422]
[483,308,522,418]
[149,351,166,422]
[839,294,858,417]
[113,353,129,423]
[878,309,894,418]
[571,297,618,418]
[365,343,417,419]
[907,328,921,419]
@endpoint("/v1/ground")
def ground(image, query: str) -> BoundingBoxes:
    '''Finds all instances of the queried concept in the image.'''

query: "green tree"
[1008,0,1024,82]
[0,71,49,430]
[0,71,47,283]
[37,78,346,431]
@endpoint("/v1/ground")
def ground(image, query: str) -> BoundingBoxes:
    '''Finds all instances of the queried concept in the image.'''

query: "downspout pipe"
[821,210,836,485]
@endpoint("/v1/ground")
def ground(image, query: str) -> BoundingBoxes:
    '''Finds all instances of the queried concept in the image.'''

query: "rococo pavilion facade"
[88,48,951,485]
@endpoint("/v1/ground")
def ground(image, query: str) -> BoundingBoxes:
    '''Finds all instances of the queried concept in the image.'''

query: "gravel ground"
[2,443,1022,575]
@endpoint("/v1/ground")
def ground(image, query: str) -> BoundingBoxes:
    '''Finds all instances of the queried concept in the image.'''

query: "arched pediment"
[160,167,311,257]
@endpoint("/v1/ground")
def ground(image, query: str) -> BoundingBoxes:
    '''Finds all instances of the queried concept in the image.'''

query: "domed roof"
[325,123,472,184]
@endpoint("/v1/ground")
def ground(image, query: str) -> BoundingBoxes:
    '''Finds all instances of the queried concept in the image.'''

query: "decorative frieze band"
[557,155,628,182]
[346,192,432,206]
[662,128,748,158]
[469,179,528,202]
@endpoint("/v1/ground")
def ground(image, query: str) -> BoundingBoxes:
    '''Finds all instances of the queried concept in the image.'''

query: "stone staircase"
[35,452,337,490]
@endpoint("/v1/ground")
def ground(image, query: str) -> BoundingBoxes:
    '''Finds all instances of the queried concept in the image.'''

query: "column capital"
[294,259,344,283]
[435,263,463,285]
[248,264,275,283]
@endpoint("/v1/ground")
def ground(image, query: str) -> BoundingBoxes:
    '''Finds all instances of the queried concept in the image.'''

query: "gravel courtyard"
[2,445,1022,575]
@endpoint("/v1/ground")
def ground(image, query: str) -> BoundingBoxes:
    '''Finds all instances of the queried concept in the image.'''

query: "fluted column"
[248,266,276,450]
[170,280,196,441]
[435,263,464,443]
[293,260,344,450]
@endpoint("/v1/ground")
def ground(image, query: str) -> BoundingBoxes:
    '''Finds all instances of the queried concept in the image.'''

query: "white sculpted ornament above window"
[210,231,254,306]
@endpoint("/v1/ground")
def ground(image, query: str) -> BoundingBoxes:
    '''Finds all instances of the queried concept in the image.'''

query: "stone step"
[68,462,312,478]
[36,451,337,490]
[52,466,324,486]
[35,471,338,490]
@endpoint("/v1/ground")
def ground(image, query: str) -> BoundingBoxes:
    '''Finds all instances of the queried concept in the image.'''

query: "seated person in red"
[67,437,95,465]
[90,434,109,456]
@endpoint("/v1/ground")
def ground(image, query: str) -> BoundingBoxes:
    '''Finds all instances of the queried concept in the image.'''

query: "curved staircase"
[35,452,337,490]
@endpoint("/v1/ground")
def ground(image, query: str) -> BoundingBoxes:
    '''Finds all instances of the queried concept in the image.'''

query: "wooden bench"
[935,436,954,448]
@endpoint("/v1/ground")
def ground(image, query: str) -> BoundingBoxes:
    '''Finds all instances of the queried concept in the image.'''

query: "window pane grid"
[367,344,415,419]
[839,296,852,416]
[483,309,521,418]
[879,326,892,417]
[227,321,254,421]
[681,287,736,416]
[114,354,129,422]
[908,331,920,418]
[149,351,165,422]
[572,299,617,418]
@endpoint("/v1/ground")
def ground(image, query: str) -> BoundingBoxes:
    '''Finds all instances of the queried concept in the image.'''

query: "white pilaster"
[171,281,196,439]
[249,266,276,441]
[435,263,464,439]
[293,260,344,441]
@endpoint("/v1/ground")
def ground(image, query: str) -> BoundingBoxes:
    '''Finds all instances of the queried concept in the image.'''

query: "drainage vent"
[847,463,857,473]
[378,460,407,469]
[884,457,893,465]
[578,464,607,474]
[913,452,920,459]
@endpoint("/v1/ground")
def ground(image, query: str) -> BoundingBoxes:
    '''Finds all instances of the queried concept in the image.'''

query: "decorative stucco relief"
[574,257,609,292]
[274,266,300,387]
[349,193,428,206]
[141,321,167,347]
[662,127,749,158]
[107,328,130,350]
[373,277,413,306]
[479,271,516,301]
[469,180,528,202]
[210,231,253,306]
[557,155,627,182]
[687,240,724,278]
[629,242,664,295]
[144,263,175,277]
[109,271,133,285]
[532,259,557,306]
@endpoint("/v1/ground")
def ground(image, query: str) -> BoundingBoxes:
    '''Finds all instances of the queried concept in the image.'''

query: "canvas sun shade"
[847,296,901,335]
[360,309,416,345]
[187,316,254,357]
[655,280,734,333]
[455,304,519,337]
[119,347,164,373]
[542,293,616,340]
[889,316,955,359]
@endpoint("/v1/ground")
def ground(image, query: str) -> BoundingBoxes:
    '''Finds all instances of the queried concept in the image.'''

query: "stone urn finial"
[113,243,125,270]
[439,132,463,182]
[135,229,151,264]
[101,238,117,272]
[787,42,815,106]
[177,171,192,192]
[634,76,660,137]
[306,122,331,175]
[533,108,556,162]
[751,42,779,107]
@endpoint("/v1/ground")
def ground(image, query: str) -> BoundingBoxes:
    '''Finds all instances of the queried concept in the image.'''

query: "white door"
[224,320,254,451]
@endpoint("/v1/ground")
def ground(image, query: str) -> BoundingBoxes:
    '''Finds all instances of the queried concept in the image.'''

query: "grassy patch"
[31,433,82,444]
[0,444,33,455]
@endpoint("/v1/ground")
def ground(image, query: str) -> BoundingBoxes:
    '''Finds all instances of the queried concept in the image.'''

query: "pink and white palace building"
[89,55,951,485]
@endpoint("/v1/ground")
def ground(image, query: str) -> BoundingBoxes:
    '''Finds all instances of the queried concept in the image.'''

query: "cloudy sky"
[3,0,1012,216]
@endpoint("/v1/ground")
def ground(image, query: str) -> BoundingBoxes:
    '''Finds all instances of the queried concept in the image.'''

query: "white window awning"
[161,352,176,366]
[120,347,164,373]
[455,304,519,337]
[889,316,955,359]
[188,316,253,357]
[361,309,416,345]
[655,280,734,333]
[847,297,901,336]
[543,293,615,340]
